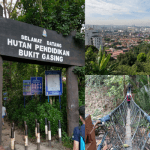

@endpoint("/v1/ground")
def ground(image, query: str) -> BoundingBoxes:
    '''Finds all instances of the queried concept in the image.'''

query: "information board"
[45,71,62,96]
[23,80,31,95]
[31,77,43,95]
[0,18,85,67]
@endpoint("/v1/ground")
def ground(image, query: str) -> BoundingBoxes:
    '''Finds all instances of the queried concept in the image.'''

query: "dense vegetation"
[3,0,85,148]
[85,75,150,113]
[4,62,85,148]
[85,42,150,75]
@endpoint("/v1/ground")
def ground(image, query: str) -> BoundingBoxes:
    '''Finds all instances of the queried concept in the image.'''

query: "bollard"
[58,120,61,143]
[48,121,51,147]
[35,119,37,138]
[12,123,15,141]
[12,123,15,150]
[37,123,40,150]
[24,121,26,141]
[45,118,48,140]
[25,125,28,150]
[11,127,15,150]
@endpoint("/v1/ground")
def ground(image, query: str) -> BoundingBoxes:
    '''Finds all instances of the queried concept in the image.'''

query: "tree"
[85,46,98,74]
[17,0,85,36]
[137,53,146,62]
[117,51,136,66]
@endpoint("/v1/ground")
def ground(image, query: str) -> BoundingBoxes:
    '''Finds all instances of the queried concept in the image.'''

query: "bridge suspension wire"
[96,94,150,150]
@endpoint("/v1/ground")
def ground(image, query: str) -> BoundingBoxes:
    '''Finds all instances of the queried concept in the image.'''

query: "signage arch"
[0,12,84,144]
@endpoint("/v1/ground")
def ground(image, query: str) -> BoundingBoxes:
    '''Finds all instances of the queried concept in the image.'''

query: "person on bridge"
[2,105,6,126]
[72,105,85,150]
[126,94,131,108]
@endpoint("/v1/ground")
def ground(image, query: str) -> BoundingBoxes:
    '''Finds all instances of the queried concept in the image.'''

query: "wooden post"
[66,66,79,136]
[0,56,3,145]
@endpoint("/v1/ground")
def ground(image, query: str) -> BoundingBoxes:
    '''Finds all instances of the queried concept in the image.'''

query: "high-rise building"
[85,28,103,50]
[91,36,103,50]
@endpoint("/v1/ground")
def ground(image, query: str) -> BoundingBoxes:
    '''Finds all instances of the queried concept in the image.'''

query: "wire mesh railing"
[130,98,150,150]
[96,96,150,150]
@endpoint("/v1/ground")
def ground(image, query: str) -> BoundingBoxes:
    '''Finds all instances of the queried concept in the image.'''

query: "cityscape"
[85,24,150,59]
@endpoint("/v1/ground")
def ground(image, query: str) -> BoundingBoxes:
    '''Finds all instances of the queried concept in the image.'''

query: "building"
[91,36,103,50]
[85,28,103,50]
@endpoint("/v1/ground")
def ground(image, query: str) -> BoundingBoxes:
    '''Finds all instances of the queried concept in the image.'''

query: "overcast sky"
[85,0,150,26]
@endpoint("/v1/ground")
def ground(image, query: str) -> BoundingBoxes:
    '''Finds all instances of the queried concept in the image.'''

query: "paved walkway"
[125,107,132,150]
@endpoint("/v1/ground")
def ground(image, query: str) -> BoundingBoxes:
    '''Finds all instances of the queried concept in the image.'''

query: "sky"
[85,0,150,26]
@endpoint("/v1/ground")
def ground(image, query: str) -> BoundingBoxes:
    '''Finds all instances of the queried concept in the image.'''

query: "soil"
[1,120,71,150]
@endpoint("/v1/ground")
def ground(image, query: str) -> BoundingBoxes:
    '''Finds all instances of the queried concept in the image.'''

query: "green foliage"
[103,75,129,106]
[85,45,99,52]
[129,75,150,111]
[73,66,85,106]
[86,75,129,107]
[16,0,85,36]
[137,53,146,62]
[7,97,63,137]
[108,42,150,75]
[117,51,136,66]
[62,131,73,149]
[85,46,98,74]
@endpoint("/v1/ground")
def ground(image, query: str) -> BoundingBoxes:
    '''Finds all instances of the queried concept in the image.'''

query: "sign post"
[0,8,84,142]
[66,66,79,136]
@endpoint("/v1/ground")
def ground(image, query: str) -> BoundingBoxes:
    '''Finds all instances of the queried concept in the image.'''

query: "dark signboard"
[23,80,31,95]
[31,77,43,95]
[0,18,85,66]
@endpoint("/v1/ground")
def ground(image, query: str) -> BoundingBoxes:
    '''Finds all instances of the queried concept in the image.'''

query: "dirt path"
[1,121,70,150]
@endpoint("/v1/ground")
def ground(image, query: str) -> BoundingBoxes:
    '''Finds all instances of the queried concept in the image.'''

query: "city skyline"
[85,0,150,26]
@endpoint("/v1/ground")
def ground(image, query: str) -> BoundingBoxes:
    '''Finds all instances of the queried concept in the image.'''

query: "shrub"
[137,53,146,62]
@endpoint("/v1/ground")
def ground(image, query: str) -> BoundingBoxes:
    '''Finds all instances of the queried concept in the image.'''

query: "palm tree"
[96,46,116,74]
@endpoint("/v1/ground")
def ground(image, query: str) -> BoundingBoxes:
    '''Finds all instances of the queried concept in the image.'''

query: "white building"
[91,36,103,50]
[85,28,103,50]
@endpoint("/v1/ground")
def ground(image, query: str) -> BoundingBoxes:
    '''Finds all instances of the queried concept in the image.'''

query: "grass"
[62,131,73,149]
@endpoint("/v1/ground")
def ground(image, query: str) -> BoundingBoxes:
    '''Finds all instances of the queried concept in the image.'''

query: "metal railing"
[96,96,150,150]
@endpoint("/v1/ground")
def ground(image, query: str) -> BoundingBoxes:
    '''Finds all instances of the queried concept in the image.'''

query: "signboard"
[3,97,8,101]
[0,18,85,66]
[31,77,43,95]
[23,80,31,95]
[45,71,62,96]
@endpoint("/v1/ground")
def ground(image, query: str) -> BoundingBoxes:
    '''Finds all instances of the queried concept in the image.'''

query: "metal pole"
[58,120,61,143]
[48,96,49,103]
[37,123,40,150]
[11,127,15,150]
[0,56,3,145]
[12,123,15,150]
[35,119,37,138]
[48,121,51,147]
[59,95,61,110]
[25,125,28,150]
[45,118,48,140]
[24,96,25,108]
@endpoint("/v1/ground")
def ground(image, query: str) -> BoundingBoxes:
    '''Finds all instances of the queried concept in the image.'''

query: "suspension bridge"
[87,88,150,150]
